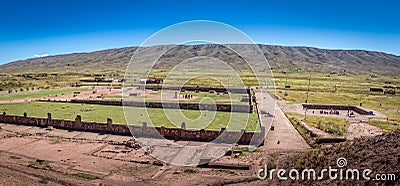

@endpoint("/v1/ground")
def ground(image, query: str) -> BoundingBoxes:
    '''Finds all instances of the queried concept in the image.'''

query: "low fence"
[0,112,265,146]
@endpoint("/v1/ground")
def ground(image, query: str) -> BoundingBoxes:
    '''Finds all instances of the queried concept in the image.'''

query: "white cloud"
[34,54,50,58]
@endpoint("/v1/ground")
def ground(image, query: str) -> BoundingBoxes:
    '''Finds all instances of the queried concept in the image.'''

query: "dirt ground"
[51,86,123,101]
[0,123,283,185]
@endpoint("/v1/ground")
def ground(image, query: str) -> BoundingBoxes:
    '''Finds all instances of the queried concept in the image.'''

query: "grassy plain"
[1,69,398,131]
[303,116,347,136]
[139,90,245,104]
[274,71,399,122]
[367,119,400,131]
[0,88,89,101]
[0,74,85,90]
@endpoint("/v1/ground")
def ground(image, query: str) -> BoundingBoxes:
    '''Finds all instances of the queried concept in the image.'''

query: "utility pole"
[284,72,288,96]
[304,74,311,120]
[304,106,307,120]
[227,74,229,87]
[305,74,311,103]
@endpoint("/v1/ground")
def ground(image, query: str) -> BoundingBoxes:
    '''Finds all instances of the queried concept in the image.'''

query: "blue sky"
[0,0,399,64]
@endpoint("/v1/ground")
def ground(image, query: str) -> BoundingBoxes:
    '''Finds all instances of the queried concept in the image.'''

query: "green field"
[273,72,399,94]
[1,69,398,132]
[143,68,273,88]
[136,90,246,104]
[0,74,85,90]
[303,116,347,136]
[0,88,89,101]
[180,92,243,103]
[0,102,259,131]
[367,119,400,131]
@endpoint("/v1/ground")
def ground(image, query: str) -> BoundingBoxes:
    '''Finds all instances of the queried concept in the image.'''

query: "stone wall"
[302,104,370,115]
[0,112,264,146]
[143,85,249,94]
[40,99,253,113]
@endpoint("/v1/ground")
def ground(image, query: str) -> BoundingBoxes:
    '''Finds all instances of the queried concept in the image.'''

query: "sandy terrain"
[0,123,286,185]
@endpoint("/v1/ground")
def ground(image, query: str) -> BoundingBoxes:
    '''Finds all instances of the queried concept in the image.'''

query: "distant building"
[370,73,378,78]
[140,79,147,84]
[139,78,163,84]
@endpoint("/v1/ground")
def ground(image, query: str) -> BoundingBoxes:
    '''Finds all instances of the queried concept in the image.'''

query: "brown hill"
[271,129,400,185]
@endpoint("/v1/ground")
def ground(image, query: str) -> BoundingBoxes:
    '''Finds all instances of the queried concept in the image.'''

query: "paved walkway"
[255,91,310,151]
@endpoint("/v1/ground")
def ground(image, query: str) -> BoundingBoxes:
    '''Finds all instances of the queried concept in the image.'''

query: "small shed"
[140,79,147,84]
[370,88,383,92]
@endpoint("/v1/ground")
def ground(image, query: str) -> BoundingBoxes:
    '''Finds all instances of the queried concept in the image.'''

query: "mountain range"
[1,44,399,76]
